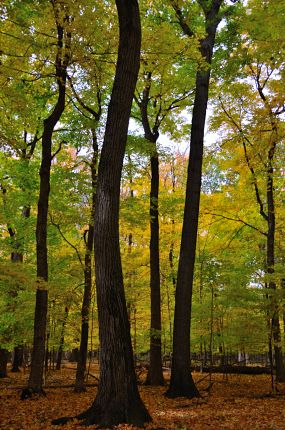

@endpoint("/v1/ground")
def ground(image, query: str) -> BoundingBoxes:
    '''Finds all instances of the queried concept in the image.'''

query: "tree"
[166,0,226,398]
[52,0,151,426]
[210,64,285,380]
[27,0,72,394]
[133,15,194,385]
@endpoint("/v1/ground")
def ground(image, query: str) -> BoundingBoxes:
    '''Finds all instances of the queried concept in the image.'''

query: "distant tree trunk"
[137,72,164,386]
[0,349,8,378]
[266,153,285,382]
[69,348,79,363]
[27,4,71,395]
[9,228,24,374]
[52,0,150,426]
[75,133,97,392]
[7,140,37,374]
[282,279,285,339]
[12,346,23,372]
[243,73,285,382]
[166,0,223,398]
[56,306,68,371]
[145,149,164,385]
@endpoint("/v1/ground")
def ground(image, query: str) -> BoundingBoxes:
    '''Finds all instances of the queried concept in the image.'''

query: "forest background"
[0,0,285,427]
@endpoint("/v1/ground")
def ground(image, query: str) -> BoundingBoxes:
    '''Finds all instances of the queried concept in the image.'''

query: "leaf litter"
[0,368,285,430]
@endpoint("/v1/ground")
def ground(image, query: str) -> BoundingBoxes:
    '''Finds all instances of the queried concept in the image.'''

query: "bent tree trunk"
[166,0,223,398]
[53,0,150,427]
[27,3,71,395]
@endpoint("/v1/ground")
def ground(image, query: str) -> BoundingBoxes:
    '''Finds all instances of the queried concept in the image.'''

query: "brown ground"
[0,365,285,429]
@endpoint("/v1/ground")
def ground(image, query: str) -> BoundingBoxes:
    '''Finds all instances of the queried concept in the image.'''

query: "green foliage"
[0,0,284,363]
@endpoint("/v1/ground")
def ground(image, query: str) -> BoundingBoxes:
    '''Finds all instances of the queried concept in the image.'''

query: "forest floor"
[0,364,285,429]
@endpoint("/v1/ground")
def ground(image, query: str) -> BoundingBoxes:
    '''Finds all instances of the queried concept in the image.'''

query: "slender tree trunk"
[12,346,24,372]
[7,148,35,374]
[282,279,285,340]
[56,306,68,370]
[75,133,97,392]
[166,0,223,398]
[145,150,164,385]
[27,4,71,395]
[138,71,164,385]
[53,0,150,426]
[0,349,8,378]
[255,78,285,381]
[267,157,285,381]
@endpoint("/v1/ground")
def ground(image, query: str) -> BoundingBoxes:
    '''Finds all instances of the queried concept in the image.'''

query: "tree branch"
[170,0,194,37]
[204,211,267,236]
[49,214,84,268]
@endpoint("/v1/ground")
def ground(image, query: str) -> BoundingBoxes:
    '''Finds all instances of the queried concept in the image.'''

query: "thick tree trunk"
[82,0,149,423]
[166,0,222,398]
[27,5,71,395]
[53,0,150,426]
[0,349,8,378]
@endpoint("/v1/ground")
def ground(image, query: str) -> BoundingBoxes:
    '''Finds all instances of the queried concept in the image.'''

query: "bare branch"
[204,211,267,236]
[68,75,101,121]
[49,214,84,268]
[51,140,65,160]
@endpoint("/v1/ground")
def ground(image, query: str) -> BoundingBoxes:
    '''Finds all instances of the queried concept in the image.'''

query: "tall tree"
[74,120,99,391]
[52,0,151,426]
[212,71,285,381]
[133,13,194,384]
[166,0,226,398]
[27,0,71,394]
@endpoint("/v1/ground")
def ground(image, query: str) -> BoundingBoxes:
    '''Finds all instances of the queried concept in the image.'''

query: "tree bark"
[137,71,164,386]
[27,2,71,395]
[53,0,150,426]
[145,150,164,385]
[75,132,98,392]
[12,346,24,373]
[266,145,285,382]
[56,306,68,371]
[255,75,285,382]
[0,349,8,378]
[166,0,223,398]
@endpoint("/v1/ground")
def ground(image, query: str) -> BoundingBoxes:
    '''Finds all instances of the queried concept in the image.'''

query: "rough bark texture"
[166,0,223,398]
[27,2,71,395]
[53,0,150,426]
